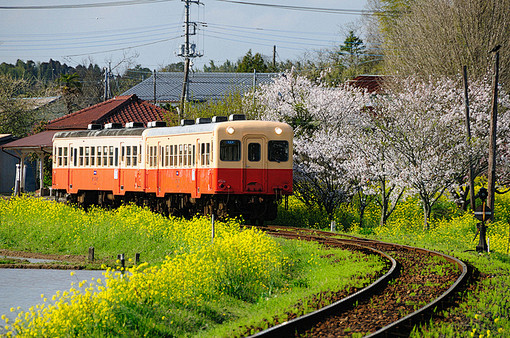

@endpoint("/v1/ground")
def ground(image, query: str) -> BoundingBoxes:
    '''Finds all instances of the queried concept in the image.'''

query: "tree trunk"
[380,180,388,226]
[422,200,431,231]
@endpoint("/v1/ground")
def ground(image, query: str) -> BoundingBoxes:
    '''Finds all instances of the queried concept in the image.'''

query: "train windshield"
[220,140,241,161]
[268,141,289,162]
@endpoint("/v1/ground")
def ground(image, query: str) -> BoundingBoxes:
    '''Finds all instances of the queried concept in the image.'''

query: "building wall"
[0,135,17,194]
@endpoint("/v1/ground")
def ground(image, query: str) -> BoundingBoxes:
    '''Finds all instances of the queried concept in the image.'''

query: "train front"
[212,119,293,223]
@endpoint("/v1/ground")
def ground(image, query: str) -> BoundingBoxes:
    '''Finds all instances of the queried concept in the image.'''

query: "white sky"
[0,0,369,73]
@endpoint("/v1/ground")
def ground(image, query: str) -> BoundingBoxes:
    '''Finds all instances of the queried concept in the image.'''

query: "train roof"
[53,120,289,140]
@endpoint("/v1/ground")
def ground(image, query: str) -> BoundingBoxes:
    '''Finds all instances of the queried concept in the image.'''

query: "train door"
[242,136,266,193]
[69,144,77,192]
[157,141,162,196]
[136,142,143,190]
[66,143,73,191]
[193,139,199,198]
[119,142,125,193]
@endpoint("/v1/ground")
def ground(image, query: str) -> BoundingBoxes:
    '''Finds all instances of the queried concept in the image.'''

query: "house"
[346,75,386,94]
[1,94,170,195]
[122,72,277,103]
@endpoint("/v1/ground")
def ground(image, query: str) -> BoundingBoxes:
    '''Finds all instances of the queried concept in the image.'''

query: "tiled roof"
[122,72,277,102]
[45,94,168,130]
[347,75,385,94]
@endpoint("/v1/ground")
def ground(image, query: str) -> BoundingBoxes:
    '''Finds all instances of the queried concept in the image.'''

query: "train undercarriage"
[55,190,279,225]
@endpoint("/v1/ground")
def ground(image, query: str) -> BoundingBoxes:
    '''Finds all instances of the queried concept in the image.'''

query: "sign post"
[474,188,490,253]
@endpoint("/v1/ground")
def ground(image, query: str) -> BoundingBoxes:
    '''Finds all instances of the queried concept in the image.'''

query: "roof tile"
[45,94,169,130]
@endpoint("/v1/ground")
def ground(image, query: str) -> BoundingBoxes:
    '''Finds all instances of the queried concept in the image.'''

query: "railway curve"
[248,226,469,338]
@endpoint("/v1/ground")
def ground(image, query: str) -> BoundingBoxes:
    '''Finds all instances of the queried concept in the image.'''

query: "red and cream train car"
[52,115,293,223]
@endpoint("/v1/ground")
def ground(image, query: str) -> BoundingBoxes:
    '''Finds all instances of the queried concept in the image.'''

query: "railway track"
[248,226,469,337]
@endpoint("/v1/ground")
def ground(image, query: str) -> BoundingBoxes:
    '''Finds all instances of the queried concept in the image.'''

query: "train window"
[192,145,196,166]
[248,143,261,162]
[126,146,131,166]
[79,147,84,166]
[200,143,205,166]
[73,148,77,167]
[149,146,153,167]
[268,141,289,162]
[188,144,192,166]
[63,147,68,166]
[97,146,102,166]
[109,146,114,167]
[90,147,95,166]
[54,147,57,165]
[164,145,169,167]
[85,147,90,166]
[206,143,211,166]
[133,146,138,166]
[103,146,108,167]
[179,144,183,166]
[121,147,125,163]
[58,147,63,166]
[220,140,241,161]
[174,145,178,166]
[115,148,119,167]
[169,145,173,167]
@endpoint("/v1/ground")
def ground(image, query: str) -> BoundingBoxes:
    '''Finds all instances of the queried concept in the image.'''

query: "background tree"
[237,50,269,73]
[0,75,35,137]
[59,73,82,114]
[375,0,510,86]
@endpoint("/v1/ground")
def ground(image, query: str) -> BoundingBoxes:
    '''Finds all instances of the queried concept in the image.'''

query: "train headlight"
[226,126,235,135]
[275,127,283,135]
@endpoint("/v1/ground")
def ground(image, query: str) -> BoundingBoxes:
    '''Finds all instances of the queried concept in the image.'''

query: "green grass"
[0,196,385,337]
[347,194,510,337]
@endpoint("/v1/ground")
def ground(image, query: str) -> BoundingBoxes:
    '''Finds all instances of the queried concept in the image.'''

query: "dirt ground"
[0,249,97,270]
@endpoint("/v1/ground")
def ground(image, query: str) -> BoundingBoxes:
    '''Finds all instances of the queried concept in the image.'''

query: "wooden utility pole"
[463,66,476,211]
[153,69,157,105]
[273,45,276,69]
[487,46,500,219]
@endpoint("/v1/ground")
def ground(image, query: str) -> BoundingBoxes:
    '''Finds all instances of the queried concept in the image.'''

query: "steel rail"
[250,229,399,337]
[249,226,469,338]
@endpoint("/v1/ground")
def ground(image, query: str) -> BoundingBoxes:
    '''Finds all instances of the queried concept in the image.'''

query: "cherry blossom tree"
[251,70,376,224]
[251,71,510,230]
[373,76,510,229]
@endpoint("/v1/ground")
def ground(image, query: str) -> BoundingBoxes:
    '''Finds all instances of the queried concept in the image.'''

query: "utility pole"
[273,45,276,70]
[103,67,109,101]
[487,45,501,219]
[153,69,157,105]
[463,66,476,211]
[178,0,203,119]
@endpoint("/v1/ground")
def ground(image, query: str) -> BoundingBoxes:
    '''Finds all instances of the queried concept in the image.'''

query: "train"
[52,114,293,224]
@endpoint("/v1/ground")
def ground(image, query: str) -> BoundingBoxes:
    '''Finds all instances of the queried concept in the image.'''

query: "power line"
[64,35,181,57]
[213,0,379,15]
[0,0,176,10]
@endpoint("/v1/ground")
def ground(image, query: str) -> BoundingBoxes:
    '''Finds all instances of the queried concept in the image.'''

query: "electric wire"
[0,0,176,10]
